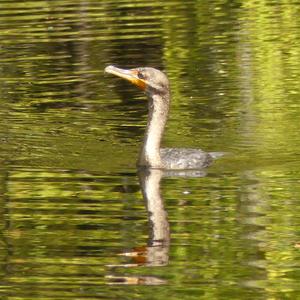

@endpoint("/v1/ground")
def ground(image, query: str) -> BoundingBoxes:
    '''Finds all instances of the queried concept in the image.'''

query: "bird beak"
[105,65,146,90]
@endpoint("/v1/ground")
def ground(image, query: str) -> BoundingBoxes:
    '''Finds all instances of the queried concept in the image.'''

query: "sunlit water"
[1,1,300,299]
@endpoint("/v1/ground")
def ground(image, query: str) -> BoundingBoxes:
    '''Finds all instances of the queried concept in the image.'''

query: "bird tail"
[209,152,226,159]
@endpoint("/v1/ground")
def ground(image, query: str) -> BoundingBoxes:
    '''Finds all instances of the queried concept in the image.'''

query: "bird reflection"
[106,168,170,285]
[137,168,170,265]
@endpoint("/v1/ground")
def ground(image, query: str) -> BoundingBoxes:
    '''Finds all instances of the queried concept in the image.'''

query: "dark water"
[1,1,300,299]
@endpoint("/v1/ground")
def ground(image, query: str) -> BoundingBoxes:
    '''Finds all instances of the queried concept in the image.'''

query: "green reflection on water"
[1,166,300,299]
[1,0,300,299]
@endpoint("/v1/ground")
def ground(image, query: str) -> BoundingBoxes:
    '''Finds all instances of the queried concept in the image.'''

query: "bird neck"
[138,93,169,168]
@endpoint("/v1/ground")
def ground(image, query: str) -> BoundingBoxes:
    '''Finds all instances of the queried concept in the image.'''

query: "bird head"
[105,66,169,96]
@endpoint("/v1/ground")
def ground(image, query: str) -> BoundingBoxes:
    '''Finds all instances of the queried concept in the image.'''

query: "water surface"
[1,1,300,299]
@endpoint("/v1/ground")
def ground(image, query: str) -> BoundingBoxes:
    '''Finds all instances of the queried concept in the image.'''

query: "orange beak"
[105,65,146,90]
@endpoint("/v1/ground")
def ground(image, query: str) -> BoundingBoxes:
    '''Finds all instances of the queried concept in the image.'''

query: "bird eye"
[137,72,145,80]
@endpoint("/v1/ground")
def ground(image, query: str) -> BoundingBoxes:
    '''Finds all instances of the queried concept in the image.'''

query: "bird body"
[160,148,212,169]
[105,65,214,170]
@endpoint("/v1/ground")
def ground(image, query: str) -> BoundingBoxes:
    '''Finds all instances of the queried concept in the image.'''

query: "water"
[1,0,300,299]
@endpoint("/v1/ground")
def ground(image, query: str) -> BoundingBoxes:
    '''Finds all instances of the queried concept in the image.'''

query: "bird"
[105,65,215,170]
